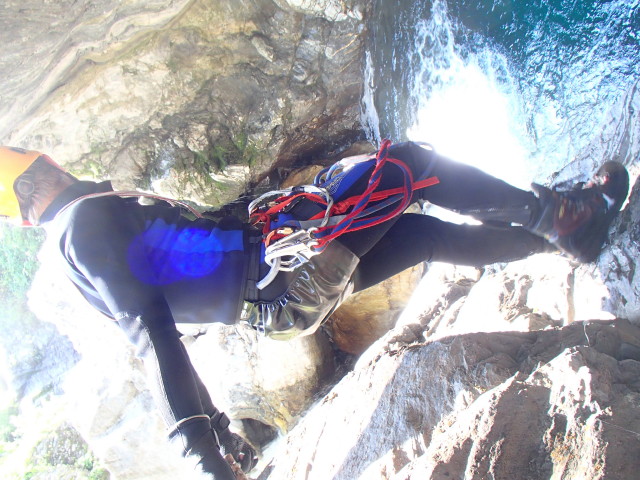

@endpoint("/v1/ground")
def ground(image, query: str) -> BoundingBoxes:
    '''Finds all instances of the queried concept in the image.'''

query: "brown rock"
[261,319,640,480]
[328,264,424,355]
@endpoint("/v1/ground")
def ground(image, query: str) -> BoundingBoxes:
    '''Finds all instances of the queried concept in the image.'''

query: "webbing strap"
[314,184,405,245]
[55,190,204,220]
[313,175,440,218]
[252,140,439,249]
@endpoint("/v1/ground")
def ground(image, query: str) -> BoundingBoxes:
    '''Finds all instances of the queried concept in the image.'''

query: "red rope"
[251,140,440,248]
[309,173,439,220]
[311,154,415,247]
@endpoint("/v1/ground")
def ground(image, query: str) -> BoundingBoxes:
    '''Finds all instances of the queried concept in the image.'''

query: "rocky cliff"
[2,0,367,206]
[264,319,640,480]
[4,1,640,480]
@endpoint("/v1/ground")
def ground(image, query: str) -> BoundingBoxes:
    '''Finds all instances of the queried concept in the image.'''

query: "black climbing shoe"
[527,161,629,262]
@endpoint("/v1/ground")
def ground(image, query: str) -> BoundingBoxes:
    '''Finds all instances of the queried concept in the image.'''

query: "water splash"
[361,50,382,145]
[366,0,640,186]
[406,0,533,188]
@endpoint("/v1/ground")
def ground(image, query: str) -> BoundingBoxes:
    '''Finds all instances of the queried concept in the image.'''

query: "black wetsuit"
[341,142,550,290]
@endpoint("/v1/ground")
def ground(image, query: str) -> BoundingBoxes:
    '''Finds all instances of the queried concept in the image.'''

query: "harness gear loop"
[249,140,440,289]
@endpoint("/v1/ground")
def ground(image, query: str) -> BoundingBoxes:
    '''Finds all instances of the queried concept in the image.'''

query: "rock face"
[28,260,194,480]
[2,0,367,206]
[263,320,640,480]
[328,264,424,355]
[185,323,336,436]
[552,77,640,324]
[0,313,78,402]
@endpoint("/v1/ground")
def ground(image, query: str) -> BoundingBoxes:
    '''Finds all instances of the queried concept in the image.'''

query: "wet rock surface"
[2,0,367,207]
[264,320,640,480]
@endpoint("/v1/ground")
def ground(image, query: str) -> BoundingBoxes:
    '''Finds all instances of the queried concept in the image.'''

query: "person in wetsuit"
[0,142,629,479]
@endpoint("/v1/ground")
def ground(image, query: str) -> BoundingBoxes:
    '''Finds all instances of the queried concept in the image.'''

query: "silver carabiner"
[257,229,321,289]
[247,188,295,217]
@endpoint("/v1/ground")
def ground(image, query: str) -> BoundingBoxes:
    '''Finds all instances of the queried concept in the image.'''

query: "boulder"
[261,319,640,480]
[328,264,424,355]
[185,323,336,437]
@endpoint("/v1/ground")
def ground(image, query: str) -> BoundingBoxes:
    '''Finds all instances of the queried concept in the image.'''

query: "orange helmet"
[0,146,44,220]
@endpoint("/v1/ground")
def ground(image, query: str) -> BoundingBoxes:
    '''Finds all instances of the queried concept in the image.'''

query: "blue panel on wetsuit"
[128,218,244,285]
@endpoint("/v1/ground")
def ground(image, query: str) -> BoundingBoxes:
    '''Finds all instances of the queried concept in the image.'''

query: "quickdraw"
[249,140,440,289]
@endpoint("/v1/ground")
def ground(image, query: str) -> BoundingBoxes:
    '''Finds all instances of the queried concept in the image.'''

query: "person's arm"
[58,196,257,476]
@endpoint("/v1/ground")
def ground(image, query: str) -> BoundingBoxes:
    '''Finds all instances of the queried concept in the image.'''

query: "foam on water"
[364,0,640,186]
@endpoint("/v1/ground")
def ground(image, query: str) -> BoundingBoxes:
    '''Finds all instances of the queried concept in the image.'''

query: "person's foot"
[527,161,630,262]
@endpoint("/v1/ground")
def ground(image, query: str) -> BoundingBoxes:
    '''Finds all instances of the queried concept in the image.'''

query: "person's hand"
[224,453,251,480]
[218,429,258,473]
[211,410,258,473]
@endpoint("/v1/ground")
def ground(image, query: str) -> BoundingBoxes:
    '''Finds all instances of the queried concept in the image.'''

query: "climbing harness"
[249,140,440,289]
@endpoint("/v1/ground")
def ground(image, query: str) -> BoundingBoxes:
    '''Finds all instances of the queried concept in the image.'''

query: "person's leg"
[384,143,630,263]
[331,142,540,259]
[352,214,552,292]
[388,142,538,223]
[267,140,539,271]
[252,142,551,337]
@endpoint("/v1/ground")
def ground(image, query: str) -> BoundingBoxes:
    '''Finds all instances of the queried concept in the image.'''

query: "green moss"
[184,128,261,180]
[120,64,139,76]
[211,130,261,169]
[140,128,263,203]
[69,144,108,179]
[78,452,110,479]
[231,131,259,167]
[209,144,229,171]
[88,468,110,480]
[180,149,215,194]
[0,223,45,303]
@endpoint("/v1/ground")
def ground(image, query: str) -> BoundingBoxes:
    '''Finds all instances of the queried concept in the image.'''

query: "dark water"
[364,0,640,186]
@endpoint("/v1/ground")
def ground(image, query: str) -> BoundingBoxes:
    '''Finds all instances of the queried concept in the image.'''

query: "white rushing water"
[404,0,535,189]
[364,0,640,189]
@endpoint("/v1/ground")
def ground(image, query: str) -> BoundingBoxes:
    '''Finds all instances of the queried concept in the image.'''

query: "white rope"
[166,414,211,437]
[55,190,203,220]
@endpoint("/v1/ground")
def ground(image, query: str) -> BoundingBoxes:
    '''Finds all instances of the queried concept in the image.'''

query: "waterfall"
[364,0,640,186]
